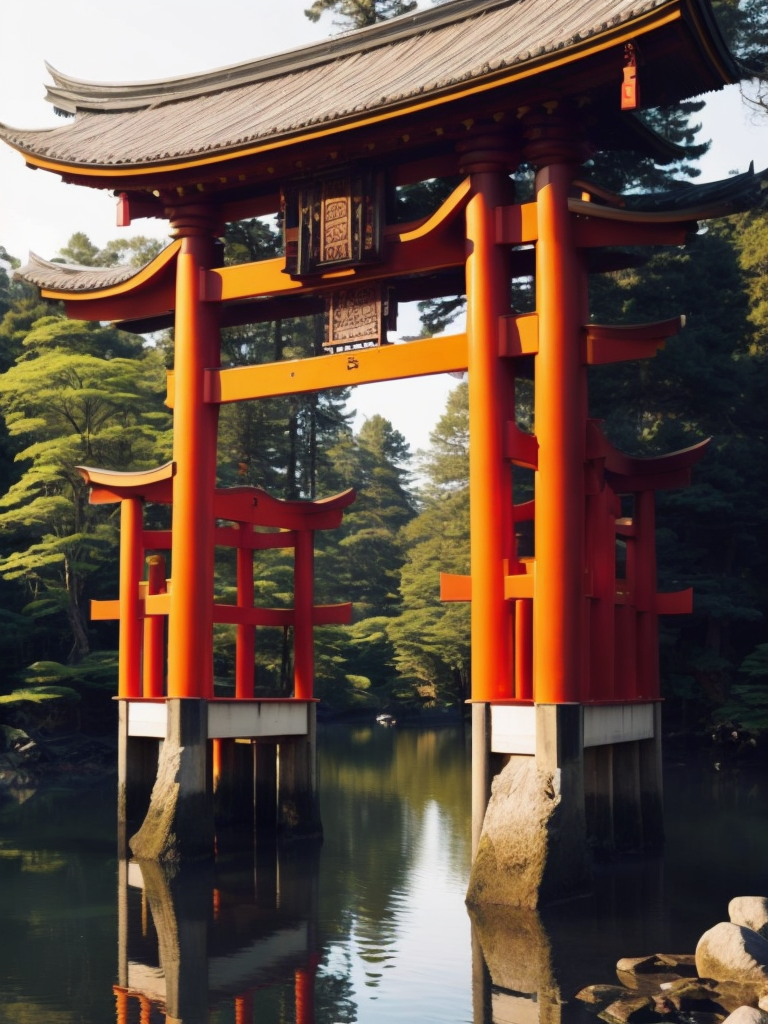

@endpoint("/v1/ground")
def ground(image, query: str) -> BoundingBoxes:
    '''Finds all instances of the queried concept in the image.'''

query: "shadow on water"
[0,726,766,1024]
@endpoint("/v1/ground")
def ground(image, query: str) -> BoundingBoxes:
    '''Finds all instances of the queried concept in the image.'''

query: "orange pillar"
[119,497,144,698]
[114,988,128,1024]
[293,530,314,700]
[462,133,516,702]
[295,965,315,1024]
[236,523,255,699]
[527,116,585,704]
[634,489,659,698]
[235,991,254,1024]
[514,599,533,700]
[586,485,616,701]
[143,554,166,698]
[166,209,220,699]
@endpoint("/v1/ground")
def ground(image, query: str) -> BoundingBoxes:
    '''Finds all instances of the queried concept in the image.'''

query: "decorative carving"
[282,167,384,277]
[324,283,395,350]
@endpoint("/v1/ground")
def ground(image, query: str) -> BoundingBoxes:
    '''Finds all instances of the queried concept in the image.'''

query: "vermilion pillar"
[295,964,316,1024]
[166,207,221,699]
[236,524,255,699]
[143,554,166,698]
[633,489,659,698]
[461,133,516,702]
[526,115,585,704]
[118,497,143,698]
[293,530,314,700]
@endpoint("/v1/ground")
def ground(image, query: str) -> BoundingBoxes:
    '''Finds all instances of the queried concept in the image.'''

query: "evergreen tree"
[304,0,416,30]
[0,313,171,663]
[388,384,471,706]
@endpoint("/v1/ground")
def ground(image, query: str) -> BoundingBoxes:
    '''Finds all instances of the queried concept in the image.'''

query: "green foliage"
[57,232,163,269]
[388,385,471,706]
[304,0,416,29]
[0,304,171,663]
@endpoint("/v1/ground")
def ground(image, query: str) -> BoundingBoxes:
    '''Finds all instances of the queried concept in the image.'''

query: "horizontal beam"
[202,333,468,404]
[91,599,353,625]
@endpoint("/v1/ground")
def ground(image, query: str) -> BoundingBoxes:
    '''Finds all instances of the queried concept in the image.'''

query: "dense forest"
[0,0,766,739]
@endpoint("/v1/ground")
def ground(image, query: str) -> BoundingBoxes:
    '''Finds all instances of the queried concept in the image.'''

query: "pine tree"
[304,0,416,30]
[0,313,171,663]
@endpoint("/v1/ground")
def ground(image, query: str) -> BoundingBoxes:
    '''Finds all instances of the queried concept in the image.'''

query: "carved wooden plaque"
[326,284,383,348]
[282,167,383,277]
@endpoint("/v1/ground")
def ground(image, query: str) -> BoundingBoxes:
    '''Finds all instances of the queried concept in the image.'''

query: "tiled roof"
[16,253,144,291]
[0,0,736,170]
[15,167,765,296]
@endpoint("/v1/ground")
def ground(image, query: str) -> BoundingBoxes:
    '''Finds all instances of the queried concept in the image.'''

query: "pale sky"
[0,0,765,453]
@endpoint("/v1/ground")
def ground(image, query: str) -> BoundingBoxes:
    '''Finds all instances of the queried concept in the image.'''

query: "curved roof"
[0,0,737,176]
[18,253,143,292]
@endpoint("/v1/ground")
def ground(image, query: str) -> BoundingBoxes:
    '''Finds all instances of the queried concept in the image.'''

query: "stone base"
[129,700,214,864]
[466,754,590,908]
[467,704,590,908]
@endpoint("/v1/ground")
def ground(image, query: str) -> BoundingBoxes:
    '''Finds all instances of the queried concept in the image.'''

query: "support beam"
[198,333,468,405]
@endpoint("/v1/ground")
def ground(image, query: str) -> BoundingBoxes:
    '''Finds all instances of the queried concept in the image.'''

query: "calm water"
[0,724,767,1024]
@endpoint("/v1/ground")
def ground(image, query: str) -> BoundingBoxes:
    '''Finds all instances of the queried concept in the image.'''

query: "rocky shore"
[577,898,768,1024]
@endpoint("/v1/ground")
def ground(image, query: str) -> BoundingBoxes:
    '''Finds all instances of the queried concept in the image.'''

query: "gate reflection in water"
[2,724,767,1023]
[113,723,474,1023]
[116,846,321,1023]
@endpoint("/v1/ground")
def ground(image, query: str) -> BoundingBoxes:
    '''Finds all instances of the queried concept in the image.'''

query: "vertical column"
[236,523,255,699]
[143,554,166,698]
[166,204,221,699]
[119,497,144,698]
[524,110,586,704]
[295,963,317,1024]
[586,485,616,700]
[634,489,659,698]
[293,529,314,700]
[460,131,517,702]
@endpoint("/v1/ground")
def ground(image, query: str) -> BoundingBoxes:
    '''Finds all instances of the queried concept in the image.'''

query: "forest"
[0,0,766,739]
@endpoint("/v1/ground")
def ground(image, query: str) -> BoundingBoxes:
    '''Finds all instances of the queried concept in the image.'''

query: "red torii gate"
[1,0,758,900]
[76,462,354,701]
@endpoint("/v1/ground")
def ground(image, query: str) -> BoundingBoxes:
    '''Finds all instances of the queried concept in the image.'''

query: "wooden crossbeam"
[195,333,468,405]
[91,598,353,625]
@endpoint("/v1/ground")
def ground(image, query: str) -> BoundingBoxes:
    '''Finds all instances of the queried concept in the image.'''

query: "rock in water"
[720,1007,768,1024]
[465,756,589,908]
[696,923,768,985]
[730,899,768,940]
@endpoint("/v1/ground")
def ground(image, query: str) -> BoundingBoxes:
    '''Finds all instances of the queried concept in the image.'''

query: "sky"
[0,0,765,454]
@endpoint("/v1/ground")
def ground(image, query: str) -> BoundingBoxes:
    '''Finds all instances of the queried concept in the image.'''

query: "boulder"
[720,1007,768,1024]
[617,954,697,977]
[730,900,768,940]
[576,985,631,1012]
[599,995,657,1024]
[696,923,768,985]
[466,756,589,908]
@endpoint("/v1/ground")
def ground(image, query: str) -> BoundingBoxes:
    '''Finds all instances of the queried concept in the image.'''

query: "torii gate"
[1,0,760,902]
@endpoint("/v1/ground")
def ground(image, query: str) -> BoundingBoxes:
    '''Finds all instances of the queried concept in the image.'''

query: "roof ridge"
[44,0,522,114]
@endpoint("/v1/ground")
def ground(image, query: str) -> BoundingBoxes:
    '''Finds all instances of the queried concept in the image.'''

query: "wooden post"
[119,498,144,698]
[634,489,659,698]
[526,113,586,704]
[166,207,220,699]
[461,132,516,702]
[143,554,166,698]
[236,523,255,699]
[293,529,314,700]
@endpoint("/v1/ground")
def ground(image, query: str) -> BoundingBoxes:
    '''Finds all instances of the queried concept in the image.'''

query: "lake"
[0,722,766,1023]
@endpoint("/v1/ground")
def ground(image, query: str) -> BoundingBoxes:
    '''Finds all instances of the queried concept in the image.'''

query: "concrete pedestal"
[277,706,322,840]
[129,699,214,864]
[467,701,664,907]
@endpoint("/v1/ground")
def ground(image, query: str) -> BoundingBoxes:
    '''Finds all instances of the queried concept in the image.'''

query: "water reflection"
[116,846,324,1023]
[2,727,766,1024]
